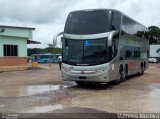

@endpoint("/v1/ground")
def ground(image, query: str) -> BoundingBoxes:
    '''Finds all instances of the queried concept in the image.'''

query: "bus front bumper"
[62,70,111,83]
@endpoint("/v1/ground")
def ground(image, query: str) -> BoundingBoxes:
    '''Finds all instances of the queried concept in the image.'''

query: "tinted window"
[112,11,121,30]
[63,39,83,64]
[126,50,132,58]
[122,16,135,34]
[122,15,146,37]
[62,38,116,66]
[64,10,112,34]
[83,39,109,65]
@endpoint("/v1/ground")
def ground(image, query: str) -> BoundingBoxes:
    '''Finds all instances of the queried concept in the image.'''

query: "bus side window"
[120,57,123,60]
[126,50,131,59]
[119,47,125,60]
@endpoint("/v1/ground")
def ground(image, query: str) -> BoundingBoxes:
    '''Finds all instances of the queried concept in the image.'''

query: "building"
[0,25,40,71]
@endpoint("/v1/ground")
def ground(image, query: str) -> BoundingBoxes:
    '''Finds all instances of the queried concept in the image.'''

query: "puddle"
[20,104,63,113]
[0,105,5,107]
[0,85,67,97]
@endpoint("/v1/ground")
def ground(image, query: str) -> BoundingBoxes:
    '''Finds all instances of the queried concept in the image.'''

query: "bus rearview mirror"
[108,30,119,46]
[53,32,63,48]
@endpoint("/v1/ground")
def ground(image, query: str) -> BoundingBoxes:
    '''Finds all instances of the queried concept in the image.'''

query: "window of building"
[3,45,18,56]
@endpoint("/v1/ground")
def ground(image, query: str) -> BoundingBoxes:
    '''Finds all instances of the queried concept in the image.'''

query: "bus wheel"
[75,81,85,86]
[121,66,127,82]
[138,65,144,76]
[113,67,124,85]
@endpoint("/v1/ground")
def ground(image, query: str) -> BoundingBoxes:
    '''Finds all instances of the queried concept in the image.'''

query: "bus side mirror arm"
[53,32,63,48]
[108,30,119,46]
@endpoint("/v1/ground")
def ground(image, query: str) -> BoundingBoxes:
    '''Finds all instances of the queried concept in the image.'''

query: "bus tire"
[113,66,124,85]
[138,65,144,76]
[75,81,85,86]
[121,66,127,82]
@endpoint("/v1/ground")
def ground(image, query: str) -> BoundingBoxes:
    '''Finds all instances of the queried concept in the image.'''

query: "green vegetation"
[146,26,160,44]
[27,44,62,56]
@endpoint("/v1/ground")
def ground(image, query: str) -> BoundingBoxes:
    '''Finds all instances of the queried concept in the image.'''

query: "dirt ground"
[0,63,160,118]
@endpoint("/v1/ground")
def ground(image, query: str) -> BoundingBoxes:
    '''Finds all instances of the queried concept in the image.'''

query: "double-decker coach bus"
[53,9,149,85]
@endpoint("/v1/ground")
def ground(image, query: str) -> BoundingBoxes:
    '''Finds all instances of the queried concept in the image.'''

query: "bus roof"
[69,9,147,29]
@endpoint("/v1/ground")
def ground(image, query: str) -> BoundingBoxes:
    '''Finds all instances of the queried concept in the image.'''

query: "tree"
[27,45,62,56]
[147,26,160,44]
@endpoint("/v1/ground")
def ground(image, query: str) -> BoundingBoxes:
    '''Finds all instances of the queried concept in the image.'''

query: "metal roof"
[0,25,35,30]
[27,40,41,44]
[69,9,146,28]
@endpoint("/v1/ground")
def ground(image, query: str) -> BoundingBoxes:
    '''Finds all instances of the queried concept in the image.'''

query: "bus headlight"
[63,67,71,72]
[96,68,107,73]
[96,69,103,73]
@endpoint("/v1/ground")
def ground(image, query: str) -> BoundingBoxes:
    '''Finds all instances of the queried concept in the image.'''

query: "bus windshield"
[64,10,112,35]
[63,38,113,66]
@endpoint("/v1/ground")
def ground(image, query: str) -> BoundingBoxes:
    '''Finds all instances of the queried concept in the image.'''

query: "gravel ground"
[0,63,160,118]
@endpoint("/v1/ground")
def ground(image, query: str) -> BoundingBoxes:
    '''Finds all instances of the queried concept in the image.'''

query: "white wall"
[0,36,27,57]
[150,45,160,57]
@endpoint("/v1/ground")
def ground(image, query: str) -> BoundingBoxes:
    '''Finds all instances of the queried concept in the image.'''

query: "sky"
[0,0,160,48]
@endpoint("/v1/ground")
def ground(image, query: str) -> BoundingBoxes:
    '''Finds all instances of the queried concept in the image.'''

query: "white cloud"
[0,0,160,48]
